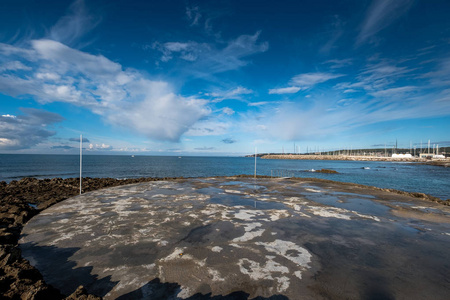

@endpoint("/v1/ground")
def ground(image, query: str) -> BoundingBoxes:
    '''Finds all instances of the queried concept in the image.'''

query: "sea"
[0,154,449,200]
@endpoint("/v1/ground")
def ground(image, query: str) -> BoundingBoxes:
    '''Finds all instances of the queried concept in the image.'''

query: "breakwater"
[261,154,449,164]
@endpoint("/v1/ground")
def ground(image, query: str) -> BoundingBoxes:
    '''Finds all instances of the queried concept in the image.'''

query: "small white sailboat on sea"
[131,155,135,158]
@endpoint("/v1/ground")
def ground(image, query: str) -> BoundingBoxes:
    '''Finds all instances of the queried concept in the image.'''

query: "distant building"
[419,153,445,159]
[392,153,412,158]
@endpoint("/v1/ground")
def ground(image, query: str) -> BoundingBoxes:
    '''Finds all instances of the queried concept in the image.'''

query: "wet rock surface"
[0,177,166,299]
[18,177,450,299]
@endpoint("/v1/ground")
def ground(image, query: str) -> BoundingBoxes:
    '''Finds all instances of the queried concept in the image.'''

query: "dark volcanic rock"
[65,286,102,300]
[316,169,339,174]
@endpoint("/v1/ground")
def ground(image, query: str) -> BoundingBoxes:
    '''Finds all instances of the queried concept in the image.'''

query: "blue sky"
[0,0,449,155]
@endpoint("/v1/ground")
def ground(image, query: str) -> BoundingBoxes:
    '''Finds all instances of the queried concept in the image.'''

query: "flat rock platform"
[19,177,450,299]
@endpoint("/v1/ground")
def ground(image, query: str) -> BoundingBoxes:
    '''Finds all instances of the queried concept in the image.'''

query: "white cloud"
[251,91,450,141]
[290,72,344,89]
[185,120,230,136]
[370,86,416,97]
[207,86,253,102]
[420,57,450,86]
[0,108,63,150]
[88,143,113,151]
[35,72,61,81]
[268,86,301,94]
[0,61,32,71]
[1,114,16,118]
[356,0,414,46]
[222,107,235,115]
[320,15,344,54]
[335,61,413,94]
[186,6,202,26]
[268,72,343,95]
[323,58,353,69]
[153,31,268,75]
[152,41,207,62]
[0,39,210,142]
[248,101,270,107]
[49,0,101,46]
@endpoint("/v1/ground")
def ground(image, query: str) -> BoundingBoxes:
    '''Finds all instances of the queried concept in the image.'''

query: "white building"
[392,153,412,158]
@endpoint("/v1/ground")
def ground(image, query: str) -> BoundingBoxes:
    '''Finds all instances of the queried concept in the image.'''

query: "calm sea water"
[0,154,449,200]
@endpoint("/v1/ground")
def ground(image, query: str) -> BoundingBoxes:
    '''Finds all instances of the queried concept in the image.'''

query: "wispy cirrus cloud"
[369,86,416,97]
[152,31,268,75]
[186,6,202,26]
[335,60,413,94]
[151,41,207,62]
[248,101,270,107]
[356,0,414,46]
[268,86,301,95]
[322,58,353,69]
[49,0,101,47]
[206,86,253,102]
[420,57,450,87]
[250,91,450,141]
[268,72,343,95]
[320,15,345,54]
[290,73,344,89]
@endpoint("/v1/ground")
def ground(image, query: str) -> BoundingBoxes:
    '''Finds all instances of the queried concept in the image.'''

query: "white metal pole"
[80,134,82,195]
[254,147,257,179]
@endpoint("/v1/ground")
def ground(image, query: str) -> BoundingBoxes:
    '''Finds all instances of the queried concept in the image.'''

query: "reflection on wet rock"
[20,177,450,299]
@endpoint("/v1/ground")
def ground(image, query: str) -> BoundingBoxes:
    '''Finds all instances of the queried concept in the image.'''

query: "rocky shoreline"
[0,177,173,299]
[1,175,448,299]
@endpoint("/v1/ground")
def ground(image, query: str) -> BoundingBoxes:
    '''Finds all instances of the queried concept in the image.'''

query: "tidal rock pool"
[20,177,450,299]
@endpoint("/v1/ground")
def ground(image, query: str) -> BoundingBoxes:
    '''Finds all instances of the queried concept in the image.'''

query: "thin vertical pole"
[80,134,82,195]
[254,147,257,179]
